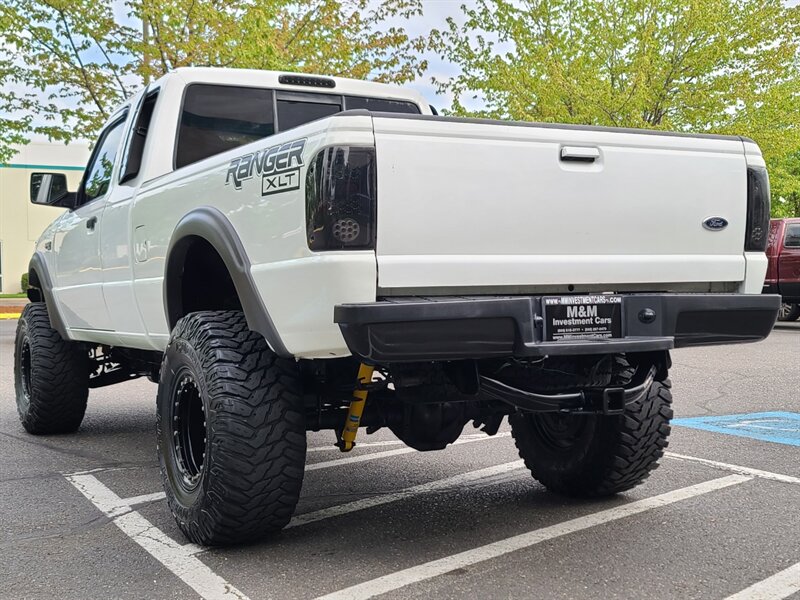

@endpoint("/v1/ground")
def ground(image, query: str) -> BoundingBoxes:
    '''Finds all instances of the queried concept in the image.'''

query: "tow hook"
[336,363,375,452]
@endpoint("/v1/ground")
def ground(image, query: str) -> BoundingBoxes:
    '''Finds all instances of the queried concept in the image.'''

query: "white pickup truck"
[14,67,779,546]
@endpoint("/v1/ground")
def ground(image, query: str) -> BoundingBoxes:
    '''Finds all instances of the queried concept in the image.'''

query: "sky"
[9,0,800,145]
[384,0,478,111]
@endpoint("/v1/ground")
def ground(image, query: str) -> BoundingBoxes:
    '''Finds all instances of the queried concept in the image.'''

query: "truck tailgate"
[372,115,748,292]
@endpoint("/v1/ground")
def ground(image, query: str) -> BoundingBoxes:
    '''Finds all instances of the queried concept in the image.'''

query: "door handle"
[86,216,98,230]
[560,146,600,163]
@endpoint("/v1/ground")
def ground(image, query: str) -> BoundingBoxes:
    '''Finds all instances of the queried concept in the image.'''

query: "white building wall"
[0,142,89,293]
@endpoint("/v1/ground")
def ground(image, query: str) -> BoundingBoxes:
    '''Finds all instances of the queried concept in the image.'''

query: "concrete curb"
[0,304,25,320]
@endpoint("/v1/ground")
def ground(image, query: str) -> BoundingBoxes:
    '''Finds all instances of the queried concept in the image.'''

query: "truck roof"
[156,67,429,109]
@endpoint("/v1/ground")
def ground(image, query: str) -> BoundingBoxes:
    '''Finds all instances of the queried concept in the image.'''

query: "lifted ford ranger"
[14,68,779,546]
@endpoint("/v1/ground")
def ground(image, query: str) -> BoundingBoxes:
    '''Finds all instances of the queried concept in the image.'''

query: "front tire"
[157,310,306,546]
[14,303,89,434]
[778,303,800,322]
[510,378,673,497]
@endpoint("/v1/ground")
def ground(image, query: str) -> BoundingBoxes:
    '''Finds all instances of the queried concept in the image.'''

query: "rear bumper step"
[334,293,781,362]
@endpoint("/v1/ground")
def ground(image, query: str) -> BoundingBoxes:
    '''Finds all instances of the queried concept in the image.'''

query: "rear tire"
[777,303,800,322]
[509,378,673,497]
[157,310,306,546]
[13,303,89,434]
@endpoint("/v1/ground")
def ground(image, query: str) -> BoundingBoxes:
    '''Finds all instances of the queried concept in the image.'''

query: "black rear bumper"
[334,294,781,363]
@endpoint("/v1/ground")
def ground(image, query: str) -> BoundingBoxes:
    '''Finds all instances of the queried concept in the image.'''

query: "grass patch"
[0,293,27,299]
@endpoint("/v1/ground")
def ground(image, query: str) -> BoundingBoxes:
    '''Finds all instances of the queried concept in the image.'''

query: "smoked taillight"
[306,146,376,251]
[745,166,770,251]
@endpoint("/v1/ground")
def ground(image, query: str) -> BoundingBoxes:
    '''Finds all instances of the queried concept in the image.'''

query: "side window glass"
[175,85,275,169]
[344,96,420,114]
[120,91,158,184]
[83,118,126,204]
[785,224,800,248]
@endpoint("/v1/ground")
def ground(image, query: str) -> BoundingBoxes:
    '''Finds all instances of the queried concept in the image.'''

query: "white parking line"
[314,474,752,600]
[665,452,800,486]
[125,491,167,507]
[307,440,404,452]
[725,560,800,600]
[116,445,800,534]
[66,473,249,600]
[306,447,417,471]
[114,449,800,509]
[305,431,511,471]
[289,460,525,528]
[114,432,513,506]
[306,432,501,453]
[134,461,527,560]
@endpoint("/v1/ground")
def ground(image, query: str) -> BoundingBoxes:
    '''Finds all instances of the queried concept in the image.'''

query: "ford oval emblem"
[703,217,729,231]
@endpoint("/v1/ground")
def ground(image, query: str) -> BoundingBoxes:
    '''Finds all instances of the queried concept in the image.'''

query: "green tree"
[432,0,800,215]
[0,0,427,162]
[0,0,134,160]
[770,151,800,217]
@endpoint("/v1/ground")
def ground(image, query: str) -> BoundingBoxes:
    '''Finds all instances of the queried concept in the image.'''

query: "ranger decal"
[225,138,306,196]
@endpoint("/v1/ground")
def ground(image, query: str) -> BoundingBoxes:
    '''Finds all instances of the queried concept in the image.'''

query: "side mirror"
[30,173,76,208]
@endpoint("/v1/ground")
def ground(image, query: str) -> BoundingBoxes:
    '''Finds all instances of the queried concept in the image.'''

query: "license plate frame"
[542,295,623,342]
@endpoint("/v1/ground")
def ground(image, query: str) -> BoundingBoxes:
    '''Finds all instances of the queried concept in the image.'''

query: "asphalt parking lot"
[1,319,799,600]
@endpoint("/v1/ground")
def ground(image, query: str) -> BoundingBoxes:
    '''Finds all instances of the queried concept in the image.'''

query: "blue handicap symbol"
[673,411,800,447]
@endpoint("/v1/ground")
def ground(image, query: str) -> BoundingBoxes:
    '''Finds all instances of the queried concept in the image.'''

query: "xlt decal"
[225,138,306,196]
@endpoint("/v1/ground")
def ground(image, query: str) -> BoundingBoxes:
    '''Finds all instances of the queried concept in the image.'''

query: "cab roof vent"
[279,74,336,89]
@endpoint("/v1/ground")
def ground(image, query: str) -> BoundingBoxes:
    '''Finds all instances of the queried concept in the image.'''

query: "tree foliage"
[432,0,800,215]
[770,151,800,218]
[0,0,426,162]
[0,0,133,158]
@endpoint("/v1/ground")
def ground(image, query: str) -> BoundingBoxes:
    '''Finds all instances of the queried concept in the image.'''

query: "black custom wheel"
[777,303,800,322]
[14,303,89,434]
[169,371,206,494]
[510,377,673,497]
[157,310,306,546]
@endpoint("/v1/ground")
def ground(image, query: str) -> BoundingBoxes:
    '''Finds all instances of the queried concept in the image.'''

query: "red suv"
[765,218,800,321]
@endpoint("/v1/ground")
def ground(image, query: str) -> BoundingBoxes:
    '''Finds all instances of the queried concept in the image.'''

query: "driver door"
[53,112,128,336]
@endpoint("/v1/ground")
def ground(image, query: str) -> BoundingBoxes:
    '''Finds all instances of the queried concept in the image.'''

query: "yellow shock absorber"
[339,363,374,452]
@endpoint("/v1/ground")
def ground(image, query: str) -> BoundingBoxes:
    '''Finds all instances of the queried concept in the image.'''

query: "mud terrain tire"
[510,378,673,497]
[14,303,89,434]
[157,310,306,545]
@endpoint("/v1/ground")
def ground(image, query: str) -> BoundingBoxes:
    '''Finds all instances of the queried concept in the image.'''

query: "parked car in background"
[765,218,800,321]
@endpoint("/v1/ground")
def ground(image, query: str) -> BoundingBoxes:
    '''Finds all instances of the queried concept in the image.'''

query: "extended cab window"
[174,84,422,170]
[344,96,420,114]
[785,224,800,248]
[83,116,127,204]
[176,84,275,169]
[277,94,342,131]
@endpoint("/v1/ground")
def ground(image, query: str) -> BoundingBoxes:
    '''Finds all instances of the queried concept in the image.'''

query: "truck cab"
[26,68,430,350]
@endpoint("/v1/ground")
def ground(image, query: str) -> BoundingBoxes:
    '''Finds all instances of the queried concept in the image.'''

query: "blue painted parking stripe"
[673,411,800,447]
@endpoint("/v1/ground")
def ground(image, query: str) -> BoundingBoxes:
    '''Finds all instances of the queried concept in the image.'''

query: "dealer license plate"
[543,295,622,341]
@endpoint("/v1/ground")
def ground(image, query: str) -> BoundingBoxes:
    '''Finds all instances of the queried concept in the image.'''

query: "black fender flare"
[28,252,70,339]
[163,206,290,357]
